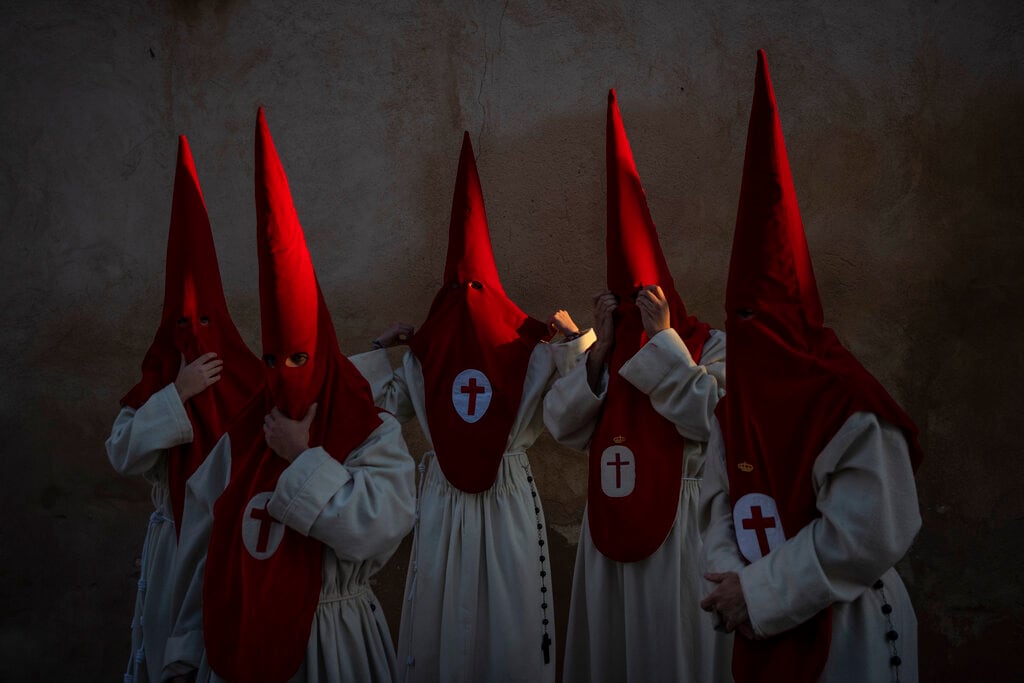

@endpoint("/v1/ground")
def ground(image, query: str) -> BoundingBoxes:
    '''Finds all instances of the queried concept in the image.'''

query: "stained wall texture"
[1,1,1022,680]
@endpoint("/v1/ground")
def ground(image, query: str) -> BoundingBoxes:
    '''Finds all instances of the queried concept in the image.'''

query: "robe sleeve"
[542,352,608,451]
[105,383,193,476]
[617,329,726,442]
[549,328,598,378]
[162,433,233,677]
[349,349,416,424]
[267,414,416,563]
[699,419,749,575]
[738,413,922,638]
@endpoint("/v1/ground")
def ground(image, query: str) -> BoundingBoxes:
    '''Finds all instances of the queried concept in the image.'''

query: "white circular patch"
[733,492,785,563]
[451,369,492,423]
[600,444,636,498]
[242,492,285,560]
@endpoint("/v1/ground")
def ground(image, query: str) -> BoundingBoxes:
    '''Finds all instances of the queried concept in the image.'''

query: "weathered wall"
[1,0,1021,679]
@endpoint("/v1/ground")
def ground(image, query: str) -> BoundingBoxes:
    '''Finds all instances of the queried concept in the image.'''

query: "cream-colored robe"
[106,383,193,683]
[543,327,732,683]
[164,413,416,682]
[352,331,593,683]
[700,411,921,683]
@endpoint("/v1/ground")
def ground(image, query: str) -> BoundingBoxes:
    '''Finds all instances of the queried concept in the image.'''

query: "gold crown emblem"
[613,436,626,444]
[738,462,754,473]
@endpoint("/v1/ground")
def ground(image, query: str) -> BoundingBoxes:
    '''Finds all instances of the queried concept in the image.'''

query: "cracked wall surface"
[1,1,1022,680]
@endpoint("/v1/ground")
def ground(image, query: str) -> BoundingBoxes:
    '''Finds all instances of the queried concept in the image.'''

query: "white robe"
[543,327,733,683]
[165,413,416,682]
[105,383,194,683]
[700,412,921,683]
[352,331,594,683]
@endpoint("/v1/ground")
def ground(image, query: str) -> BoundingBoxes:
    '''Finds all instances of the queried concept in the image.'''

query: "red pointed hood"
[605,89,709,356]
[408,132,549,492]
[719,50,922,683]
[121,136,263,534]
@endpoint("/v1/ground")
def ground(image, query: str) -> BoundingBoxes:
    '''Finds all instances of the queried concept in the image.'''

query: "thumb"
[179,353,187,371]
[303,402,318,425]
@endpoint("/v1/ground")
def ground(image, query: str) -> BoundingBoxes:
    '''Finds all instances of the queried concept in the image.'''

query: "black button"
[874,579,884,590]
[886,630,899,641]
[890,656,902,667]
[534,507,540,514]
[539,540,545,546]
[541,602,548,610]
[542,618,549,625]
[370,603,377,611]
[881,603,892,615]
[540,571,547,577]
[539,555,546,562]
[527,476,534,483]
[541,586,547,593]
[531,491,537,497]
[537,524,543,530]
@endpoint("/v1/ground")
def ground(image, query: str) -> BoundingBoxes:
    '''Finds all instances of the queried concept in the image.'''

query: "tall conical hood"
[727,49,823,340]
[442,132,504,292]
[254,107,332,419]
[606,89,679,301]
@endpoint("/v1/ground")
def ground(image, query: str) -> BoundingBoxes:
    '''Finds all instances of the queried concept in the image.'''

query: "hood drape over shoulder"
[718,50,923,683]
[586,90,711,563]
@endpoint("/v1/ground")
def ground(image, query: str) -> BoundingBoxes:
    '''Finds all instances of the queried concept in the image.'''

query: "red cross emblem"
[451,369,492,423]
[733,493,784,562]
[242,492,285,559]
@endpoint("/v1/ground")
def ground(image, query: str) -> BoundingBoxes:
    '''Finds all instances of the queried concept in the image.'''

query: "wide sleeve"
[548,328,598,378]
[739,413,922,638]
[618,328,726,442]
[349,349,416,424]
[542,351,608,451]
[699,419,748,575]
[267,414,416,563]
[105,383,193,476]
[162,433,233,676]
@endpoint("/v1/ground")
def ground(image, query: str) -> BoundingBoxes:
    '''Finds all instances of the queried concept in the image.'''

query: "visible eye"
[199,316,210,326]
[470,281,483,290]
[263,354,277,368]
[177,317,189,327]
[736,308,755,320]
[285,352,309,368]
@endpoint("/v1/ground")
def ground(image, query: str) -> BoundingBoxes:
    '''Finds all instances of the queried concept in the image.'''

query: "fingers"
[704,572,727,583]
[198,351,219,363]
[180,353,187,371]
[302,403,318,425]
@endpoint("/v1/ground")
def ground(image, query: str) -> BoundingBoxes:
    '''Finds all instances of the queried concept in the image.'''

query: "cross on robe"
[606,451,631,489]
[742,505,777,556]
[460,377,486,416]
[250,502,278,554]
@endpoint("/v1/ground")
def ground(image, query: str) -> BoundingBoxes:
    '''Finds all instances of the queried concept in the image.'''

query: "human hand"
[636,285,670,338]
[547,310,580,338]
[700,572,751,635]
[175,352,222,402]
[264,403,317,462]
[374,323,415,349]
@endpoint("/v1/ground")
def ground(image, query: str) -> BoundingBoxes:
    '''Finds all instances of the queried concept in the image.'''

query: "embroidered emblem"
[242,492,285,560]
[733,492,785,563]
[451,369,492,423]
[600,444,636,497]
[738,461,754,472]
[613,435,626,444]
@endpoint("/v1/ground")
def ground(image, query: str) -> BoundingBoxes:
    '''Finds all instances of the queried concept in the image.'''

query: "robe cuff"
[618,328,696,395]
[269,447,352,536]
[739,552,832,638]
[162,629,203,677]
[551,327,598,376]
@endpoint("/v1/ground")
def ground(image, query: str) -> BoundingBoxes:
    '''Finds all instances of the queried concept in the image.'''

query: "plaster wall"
[1,1,1021,679]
